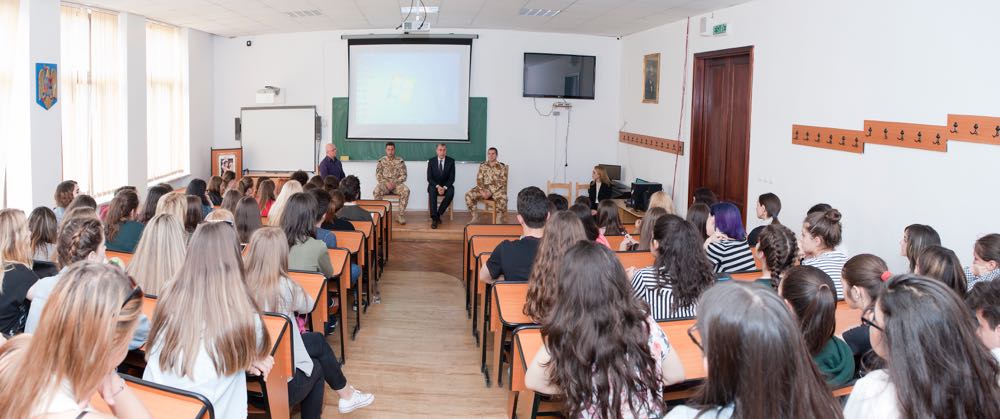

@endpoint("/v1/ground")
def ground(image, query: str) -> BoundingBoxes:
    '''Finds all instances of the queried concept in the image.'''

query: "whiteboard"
[240,106,317,173]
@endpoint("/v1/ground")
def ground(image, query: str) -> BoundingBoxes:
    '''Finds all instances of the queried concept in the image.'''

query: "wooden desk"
[288,271,328,334]
[359,203,389,273]
[107,250,133,268]
[484,282,531,386]
[615,251,654,270]
[90,374,213,419]
[328,248,350,363]
[332,231,365,340]
[606,234,641,251]
[469,235,519,343]
[612,199,645,224]
[350,219,377,309]
[463,225,522,314]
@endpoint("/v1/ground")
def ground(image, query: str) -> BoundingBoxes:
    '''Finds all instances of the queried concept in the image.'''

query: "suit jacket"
[427,156,456,191]
[588,181,612,209]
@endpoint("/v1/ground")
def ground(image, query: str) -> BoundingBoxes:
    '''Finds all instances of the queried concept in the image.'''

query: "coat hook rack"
[791,124,864,154]
[947,114,1000,145]
[864,120,947,152]
[618,131,684,156]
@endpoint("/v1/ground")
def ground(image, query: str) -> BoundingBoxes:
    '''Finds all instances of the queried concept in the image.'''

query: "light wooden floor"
[318,241,507,418]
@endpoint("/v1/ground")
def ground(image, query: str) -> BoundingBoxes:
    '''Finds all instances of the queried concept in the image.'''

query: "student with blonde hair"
[0,209,39,335]
[244,227,374,416]
[143,222,272,418]
[268,180,303,226]
[155,191,188,221]
[126,214,186,296]
[0,262,149,418]
[646,191,675,215]
[204,208,235,224]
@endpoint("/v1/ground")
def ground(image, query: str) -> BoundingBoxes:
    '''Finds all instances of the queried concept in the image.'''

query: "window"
[60,4,126,199]
[146,21,189,182]
[0,0,18,207]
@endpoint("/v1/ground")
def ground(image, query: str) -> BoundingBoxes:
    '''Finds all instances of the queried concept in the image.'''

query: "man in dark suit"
[426,143,455,229]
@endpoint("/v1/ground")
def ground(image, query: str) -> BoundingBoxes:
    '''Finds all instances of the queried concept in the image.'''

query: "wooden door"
[689,46,754,218]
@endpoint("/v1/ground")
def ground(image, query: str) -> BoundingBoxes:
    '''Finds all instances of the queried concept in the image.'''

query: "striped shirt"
[705,240,756,274]
[802,250,848,299]
[966,267,1000,290]
[630,267,697,320]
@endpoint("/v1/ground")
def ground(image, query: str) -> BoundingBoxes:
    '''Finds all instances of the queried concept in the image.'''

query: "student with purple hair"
[703,202,756,273]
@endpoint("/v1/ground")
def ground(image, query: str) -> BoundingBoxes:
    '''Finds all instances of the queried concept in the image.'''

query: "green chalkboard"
[331,97,488,162]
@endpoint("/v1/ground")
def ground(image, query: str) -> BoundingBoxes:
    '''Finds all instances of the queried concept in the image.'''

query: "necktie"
[439,159,444,173]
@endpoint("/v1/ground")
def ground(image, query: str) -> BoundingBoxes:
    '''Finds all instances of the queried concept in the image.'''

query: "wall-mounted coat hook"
[933,133,941,145]
[950,122,959,133]
[865,126,872,137]
[971,123,980,135]
[882,128,889,139]
[839,136,846,146]
[993,126,1000,138]
[804,131,810,141]
[794,130,799,140]
[897,130,905,141]
[827,134,833,144]
[914,131,922,143]
[853,138,859,147]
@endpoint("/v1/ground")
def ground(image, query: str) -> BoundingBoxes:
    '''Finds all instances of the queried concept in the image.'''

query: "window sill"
[148,171,191,188]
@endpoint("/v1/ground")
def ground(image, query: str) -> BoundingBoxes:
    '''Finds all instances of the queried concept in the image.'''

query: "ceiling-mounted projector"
[401,21,431,32]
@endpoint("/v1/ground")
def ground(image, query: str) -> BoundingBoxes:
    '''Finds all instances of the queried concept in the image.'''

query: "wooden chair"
[379,194,403,221]
[436,195,454,220]
[287,271,327,334]
[327,248,350,362]
[359,203,389,270]
[350,220,377,300]
[472,199,500,224]
[462,224,523,315]
[546,181,572,201]
[247,312,293,419]
[90,374,214,419]
[575,182,589,202]
[107,250,133,268]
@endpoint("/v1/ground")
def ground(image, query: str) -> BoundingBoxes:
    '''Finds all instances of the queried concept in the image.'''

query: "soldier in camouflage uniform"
[373,142,410,224]
[465,147,508,223]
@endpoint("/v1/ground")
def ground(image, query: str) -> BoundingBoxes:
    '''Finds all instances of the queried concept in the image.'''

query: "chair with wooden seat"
[247,312,293,419]
[575,182,589,202]
[91,374,215,419]
[546,181,572,202]
[472,199,501,224]
[436,195,455,220]
[380,194,403,220]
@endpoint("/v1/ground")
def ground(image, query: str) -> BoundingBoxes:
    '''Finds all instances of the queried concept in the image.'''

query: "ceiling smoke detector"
[286,9,322,18]
[519,8,561,17]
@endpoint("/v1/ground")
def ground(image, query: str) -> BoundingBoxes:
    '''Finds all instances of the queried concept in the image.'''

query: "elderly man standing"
[465,147,508,224]
[319,143,346,180]
[373,142,409,224]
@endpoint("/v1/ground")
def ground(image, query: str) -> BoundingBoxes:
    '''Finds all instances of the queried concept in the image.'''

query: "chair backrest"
[326,248,350,278]
[615,251,654,270]
[107,250,133,267]
[349,220,375,252]
[728,270,762,281]
[91,374,215,419]
[332,230,366,267]
[469,235,519,262]
[575,182,588,200]
[546,180,572,201]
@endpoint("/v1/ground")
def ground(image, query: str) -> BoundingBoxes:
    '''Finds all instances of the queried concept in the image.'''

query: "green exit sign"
[713,23,727,35]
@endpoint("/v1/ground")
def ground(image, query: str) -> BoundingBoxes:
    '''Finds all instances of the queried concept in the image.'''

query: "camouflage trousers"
[465,187,507,213]
[373,183,409,212]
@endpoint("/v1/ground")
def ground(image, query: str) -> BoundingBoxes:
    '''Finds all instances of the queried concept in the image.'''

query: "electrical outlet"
[553,111,561,116]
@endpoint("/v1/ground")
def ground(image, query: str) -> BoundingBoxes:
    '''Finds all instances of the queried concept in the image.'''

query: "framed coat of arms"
[35,63,58,110]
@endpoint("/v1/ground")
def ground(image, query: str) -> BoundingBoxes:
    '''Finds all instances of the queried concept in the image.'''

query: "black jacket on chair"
[427,156,456,192]
[588,181,612,209]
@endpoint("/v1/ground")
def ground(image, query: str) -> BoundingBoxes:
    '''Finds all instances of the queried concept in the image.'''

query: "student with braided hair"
[754,224,798,289]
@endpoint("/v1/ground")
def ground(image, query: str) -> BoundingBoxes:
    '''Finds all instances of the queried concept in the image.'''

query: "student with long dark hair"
[666,281,843,419]
[800,208,847,299]
[596,199,625,236]
[686,203,710,242]
[704,202,755,273]
[628,215,715,320]
[899,224,940,272]
[281,193,334,278]
[256,179,277,217]
[321,190,355,232]
[916,245,968,297]
[139,184,171,224]
[525,241,685,418]
[844,275,1000,418]
[185,178,213,217]
[183,196,203,234]
[235,196,263,245]
[966,279,1000,352]
[103,190,144,253]
[569,203,601,243]
[27,207,57,262]
[753,223,797,289]
[523,211,586,322]
[966,233,1000,289]
[220,189,242,214]
[839,254,888,371]
[746,192,781,247]
[692,187,717,206]
[308,189,360,287]
[779,266,855,386]
[207,176,225,206]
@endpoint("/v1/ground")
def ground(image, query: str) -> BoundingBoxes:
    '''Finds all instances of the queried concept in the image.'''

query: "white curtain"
[146,21,189,182]
[0,0,19,208]
[60,5,125,199]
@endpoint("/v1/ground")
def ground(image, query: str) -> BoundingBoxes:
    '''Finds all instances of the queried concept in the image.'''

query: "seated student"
[207,176,225,206]
[282,193,335,278]
[103,190,144,253]
[268,180,303,227]
[27,207,57,262]
[139,184,171,223]
[220,188,242,214]
[844,275,1000,418]
[779,266,855,386]
[155,191,188,221]
[746,225,797,290]
[322,190,356,232]
[746,192,781,247]
[526,242,685,418]
[235,196,263,246]
[0,210,40,336]
[800,208,848,299]
[686,203,710,242]
[646,191,676,215]
[99,186,137,220]
[596,199,625,236]
[337,176,372,222]
[143,222,272,419]
[185,178,214,217]
[25,216,149,348]
[573,195,591,210]
[966,280,1000,354]
[0,262,149,418]
[900,223,940,272]
[66,194,97,213]
[628,215,715,320]
[205,209,235,224]
[127,214,185,296]
[966,233,1000,289]
[546,193,568,212]
[704,202,756,273]
[839,254,887,372]
[666,281,843,419]
[307,175,325,190]
[52,180,79,222]
[237,176,256,196]
[308,189,360,287]
[243,228,374,416]
[916,245,968,297]
[523,211,586,322]
[808,202,833,214]
[691,187,717,206]
[620,207,667,251]
[291,170,309,186]
[256,179,277,217]
[323,175,340,191]
[222,170,237,190]
[183,196,204,234]
[479,187,548,283]
[586,165,613,210]
[569,203,609,248]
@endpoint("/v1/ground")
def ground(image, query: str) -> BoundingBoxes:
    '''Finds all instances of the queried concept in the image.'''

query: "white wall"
[212,29,621,210]
[185,28,214,188]
[23,0,62,208]
[619,0,1000,270]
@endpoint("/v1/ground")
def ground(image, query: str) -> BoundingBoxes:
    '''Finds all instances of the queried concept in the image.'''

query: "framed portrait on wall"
[211,148,243,178]
[642,53,660,104]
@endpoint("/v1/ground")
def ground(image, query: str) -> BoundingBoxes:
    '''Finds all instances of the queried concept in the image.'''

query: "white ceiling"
[74,0,753,38]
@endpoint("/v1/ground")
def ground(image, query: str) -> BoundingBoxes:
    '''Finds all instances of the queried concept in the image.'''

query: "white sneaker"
[338,389,375,414]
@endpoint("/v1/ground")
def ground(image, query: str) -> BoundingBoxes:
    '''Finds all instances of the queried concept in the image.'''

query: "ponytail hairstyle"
[780,266,837,355]
[915,245,968,298]
[27,207,57,260]
[237,177,255,196]
[757,224,798,287]
[803,208,843,249]
[596,199,625,236]
[243,227,293,313]
[139,185,171,223]
[758,193,781,224]
[66,194,97,212]
[127,214,186,296]
[56,217,105,269]
[221,170,237,185]
[841,254,888,308]
[103,189,139,242]
[524,211,586,321]
[0,209,33,290]
[686,203,711,242]
[650,215,716,313]
[875,275,1000,418]
[0,262,142,418]
[53,180,78,209]
[974,234,1000,269]
[903,224,941,272]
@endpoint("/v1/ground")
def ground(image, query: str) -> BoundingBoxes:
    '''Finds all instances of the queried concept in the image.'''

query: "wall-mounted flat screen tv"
[523,53,596,100]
